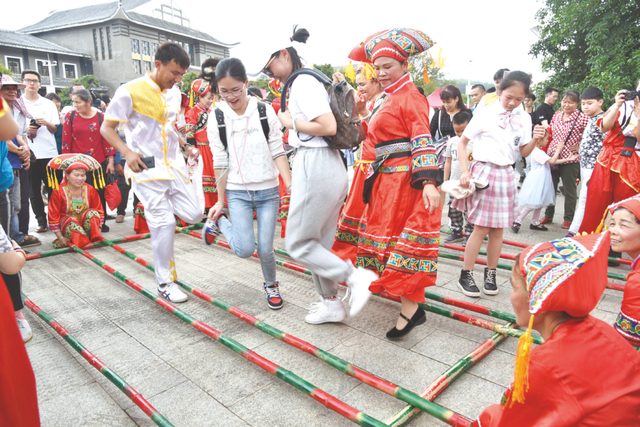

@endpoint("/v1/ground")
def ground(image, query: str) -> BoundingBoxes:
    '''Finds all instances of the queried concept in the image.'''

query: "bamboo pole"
[63,242,389,427]
[25,233,151,260]
[386,327,510,426]
[99,236,474,427]
[22,292,174,427]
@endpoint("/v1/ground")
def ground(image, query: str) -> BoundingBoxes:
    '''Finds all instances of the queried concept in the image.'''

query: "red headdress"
[46,154,104,190]
[348,28,435,63]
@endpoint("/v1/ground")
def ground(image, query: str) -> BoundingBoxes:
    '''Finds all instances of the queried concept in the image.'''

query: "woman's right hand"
[460,171,471,188]
[57,236,70,247]
[208,204,223,221]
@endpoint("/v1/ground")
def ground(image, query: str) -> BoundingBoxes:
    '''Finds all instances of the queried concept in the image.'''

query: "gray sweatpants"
[285,147,351,298]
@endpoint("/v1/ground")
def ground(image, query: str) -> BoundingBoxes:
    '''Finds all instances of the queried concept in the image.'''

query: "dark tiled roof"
[19,0,235,47]
[0,29,89,57]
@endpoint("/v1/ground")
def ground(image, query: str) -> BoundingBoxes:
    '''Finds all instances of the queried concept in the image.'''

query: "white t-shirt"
[463,103,532,166]
[445,136,474,181]
[286,73,331,148]
[22,95,60,159]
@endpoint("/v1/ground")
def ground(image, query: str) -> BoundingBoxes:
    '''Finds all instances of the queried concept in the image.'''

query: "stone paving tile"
[412,329,480,366]
[229,380,354,427]
[38,382,137,427]
[125,381,249,427]
[467,348,516,388]
[161,338,276,407]
[433,373,505,420]
[341,383,411,424]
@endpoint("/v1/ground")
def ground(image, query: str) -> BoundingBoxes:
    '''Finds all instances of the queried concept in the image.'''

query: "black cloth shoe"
[511,222,521,233]
[101,223,110,232]
[529,224,548,231]
[386,306,426,340]
[458,269,480,297]
[483,268,499,295]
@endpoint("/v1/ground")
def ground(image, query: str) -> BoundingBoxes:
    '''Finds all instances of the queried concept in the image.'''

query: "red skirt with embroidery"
[53,209,102,248]
[332,161,371,261]
[198,143,218,209]
[354,157,440,302]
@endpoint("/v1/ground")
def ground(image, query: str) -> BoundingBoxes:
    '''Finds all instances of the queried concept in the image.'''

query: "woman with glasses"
[204,58,292,310]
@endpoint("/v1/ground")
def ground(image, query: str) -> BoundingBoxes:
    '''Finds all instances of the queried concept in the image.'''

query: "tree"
[0,61,12,76]
[408,48,456,96]
[312,63,335,80]
[180,71,199,95]
[58,74,102,107]
[530,0,640,106]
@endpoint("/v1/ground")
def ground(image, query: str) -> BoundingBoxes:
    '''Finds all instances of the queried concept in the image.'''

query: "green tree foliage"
[248,78,275,100]
[0,61,12,76]
[408,57,456,96]
[530,0,640,106]
[312,64,336,80]
[180,71,199,95]
[59,74,102,107]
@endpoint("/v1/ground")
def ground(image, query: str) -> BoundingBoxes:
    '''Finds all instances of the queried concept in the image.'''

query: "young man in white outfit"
[101,43,203,302]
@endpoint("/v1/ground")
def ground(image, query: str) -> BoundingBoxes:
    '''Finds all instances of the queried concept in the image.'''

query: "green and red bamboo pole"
[22,292,174,427]
[387,327,510,427]
[64,242,389,427]
[100,237,473,427]
[423,290,517,324]
[25,233,152,260]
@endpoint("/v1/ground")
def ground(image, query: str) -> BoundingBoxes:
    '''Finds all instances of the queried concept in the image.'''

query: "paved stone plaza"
[21,191,626,426]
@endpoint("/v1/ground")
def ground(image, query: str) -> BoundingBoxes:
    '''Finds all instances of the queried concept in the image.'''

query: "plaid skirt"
[454,161,517,228]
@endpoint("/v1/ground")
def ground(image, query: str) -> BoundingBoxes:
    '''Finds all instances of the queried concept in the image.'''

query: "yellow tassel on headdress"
[345,61,356,82]
[509,314,535,407]
[421,53,430,84]
[189,90,195,108]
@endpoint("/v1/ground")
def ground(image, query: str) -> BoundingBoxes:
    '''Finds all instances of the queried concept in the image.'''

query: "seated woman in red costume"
[334,28,442,339]
[599,194,640,350]
[47,154,105,249]
[472,232,640,426]
[185,78,217,212]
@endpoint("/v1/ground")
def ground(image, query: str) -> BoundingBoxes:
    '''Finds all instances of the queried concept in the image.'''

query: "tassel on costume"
[345,61,356,82]
[509,314,535,407]
[189,90,194,108]
[421,53,430,84]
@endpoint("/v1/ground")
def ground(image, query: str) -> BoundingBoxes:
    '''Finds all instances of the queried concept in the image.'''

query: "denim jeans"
[7,171,22,244]
[220,186,279,286]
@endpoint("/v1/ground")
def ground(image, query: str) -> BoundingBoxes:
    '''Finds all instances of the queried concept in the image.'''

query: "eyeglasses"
[262,55,276,78]
[218,85,245,98]
[23,78,40,85]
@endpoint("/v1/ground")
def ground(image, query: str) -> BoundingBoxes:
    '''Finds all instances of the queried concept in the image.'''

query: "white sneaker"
[305,297,347,324]
[345,264,377,317]
[157,282,188,303]
[17,318,32,343]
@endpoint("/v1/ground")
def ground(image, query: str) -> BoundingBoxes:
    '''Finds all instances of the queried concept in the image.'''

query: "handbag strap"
[563,113,580,145]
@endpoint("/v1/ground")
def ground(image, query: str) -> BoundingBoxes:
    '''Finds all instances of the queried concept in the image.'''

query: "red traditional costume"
[333,28,441,303]
[580,108,640,233]
[600,195,640,350]
[473,232,640,426]
[46,154,104,249]
[185,79,217,209]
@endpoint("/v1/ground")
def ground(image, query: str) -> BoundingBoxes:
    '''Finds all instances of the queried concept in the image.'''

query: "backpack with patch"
[280,68,365,150]
[214,101,270,150]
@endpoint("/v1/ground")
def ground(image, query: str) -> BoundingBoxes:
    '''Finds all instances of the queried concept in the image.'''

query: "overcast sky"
[3,0,548,84]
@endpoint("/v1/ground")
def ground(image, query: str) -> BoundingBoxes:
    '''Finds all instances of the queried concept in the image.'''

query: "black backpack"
[280,68,365,150]
[214,101,269,150]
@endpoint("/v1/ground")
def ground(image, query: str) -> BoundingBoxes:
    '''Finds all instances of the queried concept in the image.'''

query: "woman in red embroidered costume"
[47,154,104,249]
[185,78,217,211]
[472,232,640,426]
[599,195,640,351]
[337,28,442,339]
[332,62,381,261]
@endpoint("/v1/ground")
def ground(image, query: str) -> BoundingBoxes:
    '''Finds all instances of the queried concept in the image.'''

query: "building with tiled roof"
[13,0,235,94]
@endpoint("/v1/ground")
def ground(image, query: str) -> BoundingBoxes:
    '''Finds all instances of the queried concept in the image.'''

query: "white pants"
[133,178,203,284]
[569,167,593,234]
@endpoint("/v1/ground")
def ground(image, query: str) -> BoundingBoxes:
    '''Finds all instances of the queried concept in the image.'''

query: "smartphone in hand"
[141,156,155,169]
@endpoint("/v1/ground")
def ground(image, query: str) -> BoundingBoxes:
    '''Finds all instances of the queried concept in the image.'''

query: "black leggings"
[3,272,23,311]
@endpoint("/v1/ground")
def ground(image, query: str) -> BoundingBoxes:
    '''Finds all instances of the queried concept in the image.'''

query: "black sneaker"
[263,282,283,310]
[483,268,499,295]
[458,270,480,298]
[445,232,464,244]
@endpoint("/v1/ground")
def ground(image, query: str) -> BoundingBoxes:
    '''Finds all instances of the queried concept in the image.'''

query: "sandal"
[511,222,521,233]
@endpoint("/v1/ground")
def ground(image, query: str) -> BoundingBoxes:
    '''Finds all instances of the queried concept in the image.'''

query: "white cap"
[245,29,310,78]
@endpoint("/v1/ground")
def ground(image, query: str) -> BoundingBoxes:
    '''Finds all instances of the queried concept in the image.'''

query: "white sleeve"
[105,86,133,123]
[519,111,533,146]
[265,104,285,159]
[463,108,488,140]
[292,75,331,121]
[47,99,60,125]
[207,110,229,169]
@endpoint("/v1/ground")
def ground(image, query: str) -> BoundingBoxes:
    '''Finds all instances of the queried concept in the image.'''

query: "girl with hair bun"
[456,71,545,298]
[257,26,378,325]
